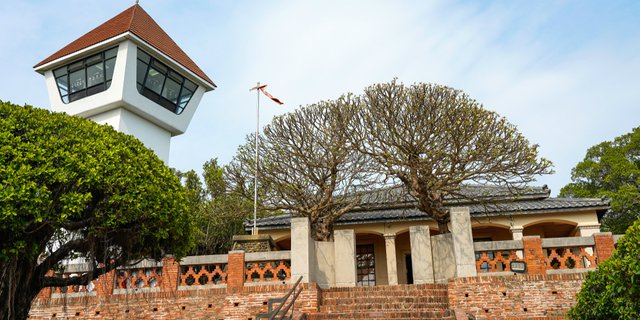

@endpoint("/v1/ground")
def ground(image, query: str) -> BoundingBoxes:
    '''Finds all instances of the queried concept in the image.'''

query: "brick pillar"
[161,256,180,291]
[94,269,115,296]
[522,236,546,275]
[36,270,55,299]
[227,250,245,291]
[593,232,615,261]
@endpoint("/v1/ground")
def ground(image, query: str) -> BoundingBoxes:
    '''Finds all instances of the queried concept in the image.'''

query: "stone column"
[577,224,601,237]
[291,217,314,283]
[409,225,434,284]
[334,229,356,287]
[510,227,524,240]
[384,234,398,285]
[450,207,477,278]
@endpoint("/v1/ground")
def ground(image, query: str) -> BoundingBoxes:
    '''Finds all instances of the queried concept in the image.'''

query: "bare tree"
[226,96,376,241]
[350,80,553,233]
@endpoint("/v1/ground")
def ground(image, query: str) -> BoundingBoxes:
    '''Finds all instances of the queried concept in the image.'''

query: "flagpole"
[253,82,260,235]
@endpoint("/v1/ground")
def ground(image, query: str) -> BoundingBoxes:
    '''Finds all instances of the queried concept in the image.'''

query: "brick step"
[320,303,450,313]
[321,284,448,294]
[322,283,447,291]
[321,296,449,306]
[321,289,448,298]
[306,309,455,319]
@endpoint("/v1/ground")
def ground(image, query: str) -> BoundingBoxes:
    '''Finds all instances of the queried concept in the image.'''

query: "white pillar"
[577,224,601,237]
[291,217,313,283]
[450,207,477,278]
[409,225,434,284]
[334,229,356,287]
[384,234,398,285]
[510,227,524,240]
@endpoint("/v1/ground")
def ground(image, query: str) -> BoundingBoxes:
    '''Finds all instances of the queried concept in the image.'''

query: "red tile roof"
[34,4,215,87]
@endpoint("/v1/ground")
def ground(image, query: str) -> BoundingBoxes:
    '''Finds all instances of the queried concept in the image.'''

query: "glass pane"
[184,79,197,92]
[106,80,112,89]
[162,78,180,103]
[151,60,167,74]
[144,67,165,94]
[85,53,101,65]
[105,58,115,81]
[168,70,183,83]
[178,88,193,106]
[105,47,118,59]
[62,95,69,103]
[56,77,69,96]
[69,69,86,93]
[137,49,151,63]
[136,59,147,84]
[69,61,84,72]
[53,67,67,78]
[86,63,104,87]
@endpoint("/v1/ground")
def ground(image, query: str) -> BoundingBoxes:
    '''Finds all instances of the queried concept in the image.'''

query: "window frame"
[136,48,197,115]
[53,47,118,104]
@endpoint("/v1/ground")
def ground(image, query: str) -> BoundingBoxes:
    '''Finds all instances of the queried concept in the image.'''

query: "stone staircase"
[306,283,455,320]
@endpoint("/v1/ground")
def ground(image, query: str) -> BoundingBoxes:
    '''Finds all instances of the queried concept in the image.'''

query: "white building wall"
[91,108,171,163]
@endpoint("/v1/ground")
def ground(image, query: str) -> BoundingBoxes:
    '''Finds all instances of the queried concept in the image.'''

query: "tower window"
[53,47,117,104]
[136,49,197,115]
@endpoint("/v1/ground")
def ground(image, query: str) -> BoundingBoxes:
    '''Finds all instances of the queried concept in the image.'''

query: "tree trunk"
[311,216,335,241]
[437,220,450,234]
[0,257,42,320]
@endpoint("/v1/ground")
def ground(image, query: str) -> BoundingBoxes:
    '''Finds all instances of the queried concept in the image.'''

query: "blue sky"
[1,0,639,195]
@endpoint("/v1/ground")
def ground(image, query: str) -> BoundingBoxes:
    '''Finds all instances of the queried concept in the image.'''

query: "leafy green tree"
[568,217,640,319]
[177,159,252,254]
[350,80,553,233]
[0,101,195,320]
[560,127,640,234]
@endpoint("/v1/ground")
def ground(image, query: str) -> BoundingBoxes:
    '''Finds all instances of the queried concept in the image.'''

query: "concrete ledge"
[112,287,161,295]
[474,240,523,251]
[476,271,521,277]
[546,268,595,275]
[245,250,291,262]
[177,283,227,290]
[181,254,229,265]
[541,236,594,248]
[244,279,291,286]
[613,234,624,243]
[118,259,163,269]
[61,263,93,273]
[51,291,97,298]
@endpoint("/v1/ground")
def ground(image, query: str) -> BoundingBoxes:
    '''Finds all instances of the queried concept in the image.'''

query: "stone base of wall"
[448,273,586,319]
[29,283,319,320]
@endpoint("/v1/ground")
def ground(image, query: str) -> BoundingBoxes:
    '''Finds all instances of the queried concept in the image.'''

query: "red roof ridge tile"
[34,4,215,87]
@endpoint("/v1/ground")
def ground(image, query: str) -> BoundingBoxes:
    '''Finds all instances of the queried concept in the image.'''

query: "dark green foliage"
[177,159,253,254]
[569,217,640,319]
[560,127,640,233]
[0,101,195,319]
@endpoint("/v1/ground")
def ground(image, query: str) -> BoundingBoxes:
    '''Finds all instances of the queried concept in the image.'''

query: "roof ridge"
[127,4,138,31]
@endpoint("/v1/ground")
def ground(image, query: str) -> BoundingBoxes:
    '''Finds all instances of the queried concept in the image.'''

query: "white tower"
[34,4,216,162]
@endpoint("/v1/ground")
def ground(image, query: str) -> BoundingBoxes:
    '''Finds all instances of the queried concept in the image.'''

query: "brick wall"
[448,273,586,319]
[29,282,319,320]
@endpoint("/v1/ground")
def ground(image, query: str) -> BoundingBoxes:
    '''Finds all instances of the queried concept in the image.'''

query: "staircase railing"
[256,276,304,320]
